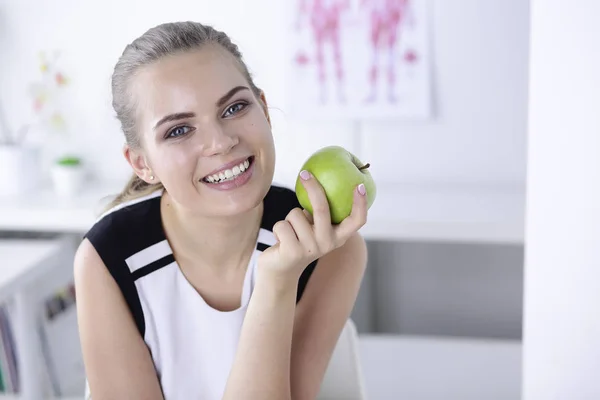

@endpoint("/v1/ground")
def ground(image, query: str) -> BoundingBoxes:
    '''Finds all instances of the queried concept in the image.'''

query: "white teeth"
[204,157,252,183]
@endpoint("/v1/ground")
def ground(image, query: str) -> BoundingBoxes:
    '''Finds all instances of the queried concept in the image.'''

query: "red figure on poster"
[361,0,412,103]
[297,0,350,104]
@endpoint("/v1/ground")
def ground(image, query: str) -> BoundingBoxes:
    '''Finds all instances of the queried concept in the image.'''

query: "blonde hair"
[105,21,262,212]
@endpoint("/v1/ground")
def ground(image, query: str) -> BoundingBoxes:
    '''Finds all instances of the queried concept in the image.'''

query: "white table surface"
[0,180,526,244]
[359,334,522,400]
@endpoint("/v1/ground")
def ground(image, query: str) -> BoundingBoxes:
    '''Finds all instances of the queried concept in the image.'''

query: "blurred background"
[0,0,598,399]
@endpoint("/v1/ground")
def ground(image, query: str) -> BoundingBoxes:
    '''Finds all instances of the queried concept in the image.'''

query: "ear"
[259,91,271,127]
[123,144,156,184]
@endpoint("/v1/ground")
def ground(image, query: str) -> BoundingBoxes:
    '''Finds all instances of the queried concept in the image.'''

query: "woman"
[75,21,368,400]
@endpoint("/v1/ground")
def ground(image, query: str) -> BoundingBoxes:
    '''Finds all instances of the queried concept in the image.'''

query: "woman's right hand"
[257,170,368,281]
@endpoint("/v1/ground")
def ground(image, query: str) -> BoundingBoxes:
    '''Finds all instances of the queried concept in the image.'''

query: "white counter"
[0,181,120,234]
[0,181,525,244]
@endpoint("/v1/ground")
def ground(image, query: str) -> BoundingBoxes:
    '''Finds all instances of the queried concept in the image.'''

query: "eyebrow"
[153,86,250,131]
[216,85,250,108]
[153,112,195,131]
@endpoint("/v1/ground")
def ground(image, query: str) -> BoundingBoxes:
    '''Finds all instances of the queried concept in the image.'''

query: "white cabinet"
[0,238,81,400]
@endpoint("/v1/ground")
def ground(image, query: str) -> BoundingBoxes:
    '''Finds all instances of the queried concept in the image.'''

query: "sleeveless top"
[83,185,318,400]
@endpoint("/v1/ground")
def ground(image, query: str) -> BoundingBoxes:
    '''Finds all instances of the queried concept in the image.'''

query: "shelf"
[358,334,522,400]
[0,238,77,400]
[0,180,525,244]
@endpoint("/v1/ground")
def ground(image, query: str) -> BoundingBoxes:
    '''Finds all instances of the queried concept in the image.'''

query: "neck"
[161,192,263,275]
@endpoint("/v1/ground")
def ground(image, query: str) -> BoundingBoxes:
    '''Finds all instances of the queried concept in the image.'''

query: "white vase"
[50,164,86,197]
[0,145,41,196]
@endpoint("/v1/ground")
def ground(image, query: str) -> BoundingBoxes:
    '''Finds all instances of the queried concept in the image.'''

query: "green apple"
[295,146,377,224]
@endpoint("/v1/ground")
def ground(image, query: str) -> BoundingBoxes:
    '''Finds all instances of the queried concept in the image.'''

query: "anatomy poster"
[286,0,431,120]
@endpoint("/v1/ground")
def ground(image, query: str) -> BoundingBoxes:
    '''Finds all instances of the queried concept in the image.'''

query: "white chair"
[85,319,367,400]
[317,318,368,400]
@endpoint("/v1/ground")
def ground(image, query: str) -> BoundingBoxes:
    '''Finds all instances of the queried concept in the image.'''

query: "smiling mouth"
[202,156,255,184]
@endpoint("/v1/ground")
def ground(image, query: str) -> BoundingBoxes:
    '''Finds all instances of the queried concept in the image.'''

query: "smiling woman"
[74,21,369,400]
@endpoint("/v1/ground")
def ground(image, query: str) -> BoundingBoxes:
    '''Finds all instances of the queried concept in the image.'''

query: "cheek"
[154,146,196,179]
[246,115,274,146]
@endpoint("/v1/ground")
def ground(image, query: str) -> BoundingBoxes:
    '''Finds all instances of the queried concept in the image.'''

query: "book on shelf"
[0,282,86,397]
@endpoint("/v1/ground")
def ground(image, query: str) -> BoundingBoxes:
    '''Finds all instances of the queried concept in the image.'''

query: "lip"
[202,156,253,179]
[201,157,255,191]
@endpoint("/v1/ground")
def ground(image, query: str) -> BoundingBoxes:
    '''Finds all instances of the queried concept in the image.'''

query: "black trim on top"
[256,242,270,252]
[297,260,318,303]
[84,213,147,337]
[117,262,147,337]
[83,194,166,338]
[132,254,177,281]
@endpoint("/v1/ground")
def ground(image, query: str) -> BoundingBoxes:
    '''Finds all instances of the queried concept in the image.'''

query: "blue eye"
[167,125,192,139]
[223,102,248,118]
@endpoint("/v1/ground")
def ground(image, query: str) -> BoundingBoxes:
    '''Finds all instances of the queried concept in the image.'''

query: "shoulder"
[83,190,164,270]
[261,184,301,231]
[76,191,163,338]
[86,190,163,236]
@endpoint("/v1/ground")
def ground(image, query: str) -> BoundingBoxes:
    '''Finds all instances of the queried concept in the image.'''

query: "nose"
[198,121,239,157]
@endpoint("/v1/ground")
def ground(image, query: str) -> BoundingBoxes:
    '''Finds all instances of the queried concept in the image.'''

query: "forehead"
[132,45,249,121]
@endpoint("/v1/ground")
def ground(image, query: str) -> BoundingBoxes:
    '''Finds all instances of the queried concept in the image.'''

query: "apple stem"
[358,163,371,171]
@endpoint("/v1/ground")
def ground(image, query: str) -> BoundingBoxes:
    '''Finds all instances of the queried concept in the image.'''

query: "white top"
[83,186,319,399]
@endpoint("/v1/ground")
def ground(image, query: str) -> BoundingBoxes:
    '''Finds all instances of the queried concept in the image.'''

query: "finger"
[303,209,314,224]
[334,183,368,242]
[298,170,332,235]
[272,220,299,251]
[286,208,319,256]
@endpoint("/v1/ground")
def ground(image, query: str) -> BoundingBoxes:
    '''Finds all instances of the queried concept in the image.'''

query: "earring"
[149,175,154,181]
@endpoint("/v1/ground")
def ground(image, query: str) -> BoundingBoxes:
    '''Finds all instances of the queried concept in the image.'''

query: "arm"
[74,239,164,400]
[223,172,368,400]
[290,233,367,400]
[222,269,299,400]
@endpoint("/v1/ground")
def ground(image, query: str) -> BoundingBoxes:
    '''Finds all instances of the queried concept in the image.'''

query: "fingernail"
[300,170,311,180]
[358,183,366,196]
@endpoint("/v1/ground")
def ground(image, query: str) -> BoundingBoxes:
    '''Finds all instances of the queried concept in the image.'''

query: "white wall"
[523,1,600,398]
[0,0,528,188]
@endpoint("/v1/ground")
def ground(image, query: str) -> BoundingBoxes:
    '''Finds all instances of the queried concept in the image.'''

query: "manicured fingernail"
[300,170,311,180]
[358,183,366,196]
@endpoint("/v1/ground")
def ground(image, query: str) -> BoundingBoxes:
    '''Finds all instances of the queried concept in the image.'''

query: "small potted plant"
[50,154,85,197]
